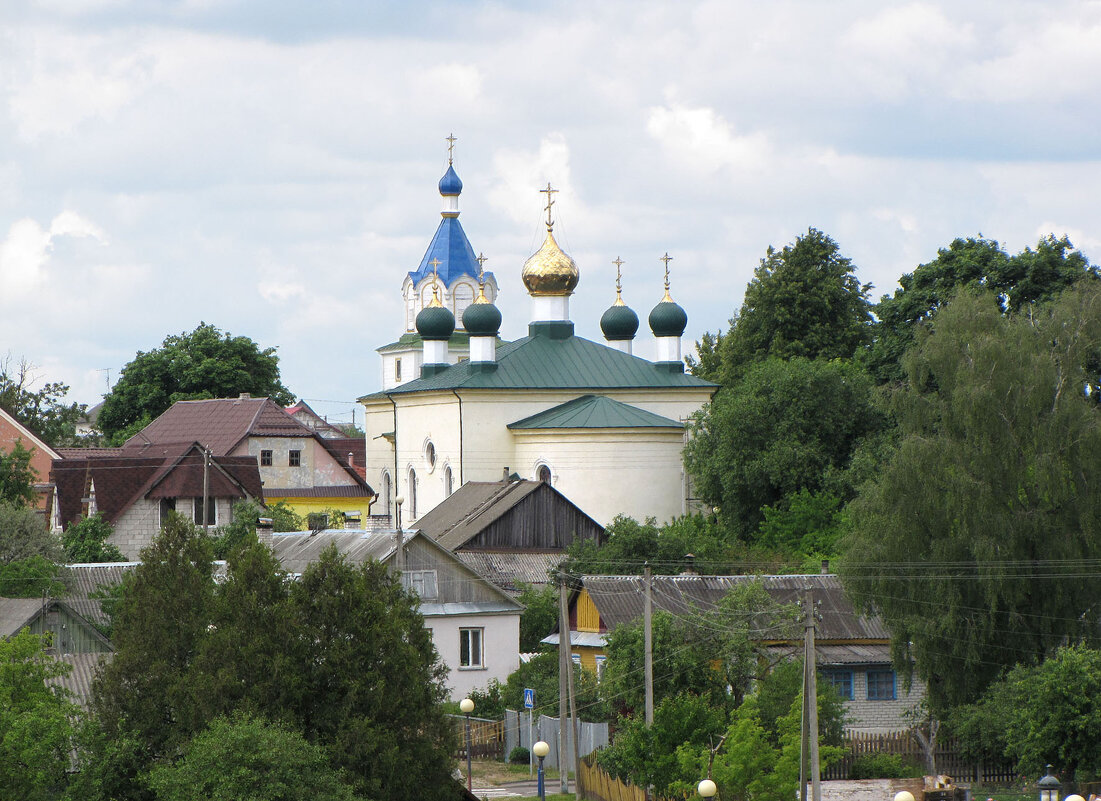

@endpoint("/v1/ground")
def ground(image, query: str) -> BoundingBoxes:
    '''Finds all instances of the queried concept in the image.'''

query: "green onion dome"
[462,299,502,336]
[648,295,687,338]
[600,302,639,341]
[416,304,456,341]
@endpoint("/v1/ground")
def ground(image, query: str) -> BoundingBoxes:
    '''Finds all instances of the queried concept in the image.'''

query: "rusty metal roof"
[456,551,565,592]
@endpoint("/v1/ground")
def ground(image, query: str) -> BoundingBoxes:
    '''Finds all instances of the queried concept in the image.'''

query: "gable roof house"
[273,528,522,699]
[52,443,263,559]
[413,478,604,591]
[121,396,375,527]
[545,573,926,734]
[0,405,62,526]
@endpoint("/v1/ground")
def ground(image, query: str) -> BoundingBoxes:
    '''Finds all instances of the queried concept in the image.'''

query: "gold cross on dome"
[539,183,558,230]
[612,257,624,295]
[476,253,487,286]
[446,133,457,165]
[429,258,442,298]
[660,252,673,290]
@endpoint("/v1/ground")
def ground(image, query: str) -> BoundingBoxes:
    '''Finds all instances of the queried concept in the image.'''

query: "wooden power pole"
[801,589,822,801]
[643,563,654,727]
[558,574,570,795]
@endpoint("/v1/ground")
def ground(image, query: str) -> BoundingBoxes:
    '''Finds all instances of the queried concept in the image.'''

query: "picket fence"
[450,715,506,761]
[580,755,648,801]
[823,731,1017,784]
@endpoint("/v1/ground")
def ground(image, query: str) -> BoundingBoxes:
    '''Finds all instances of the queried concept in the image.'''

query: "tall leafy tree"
[685,357,885,539]
[841,282,1101,713]
[0,630,80,801]
[63,514,126,563]
[864,234,1098,384]
[97,322,294,443]
[696,228,872,385]
[0,355,86,446]
[0,442,37,507]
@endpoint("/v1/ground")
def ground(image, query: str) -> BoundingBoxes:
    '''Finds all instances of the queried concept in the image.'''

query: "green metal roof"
[376,331,476,354]
[507,395,684,430]
[375,323,716,395]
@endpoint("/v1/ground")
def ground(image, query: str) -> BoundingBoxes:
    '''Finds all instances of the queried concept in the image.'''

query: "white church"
[360,147,717,528]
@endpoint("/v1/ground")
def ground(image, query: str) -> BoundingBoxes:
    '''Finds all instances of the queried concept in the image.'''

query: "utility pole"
[643,563,654,726]
[801,589,822,801]
[558,572,570,795]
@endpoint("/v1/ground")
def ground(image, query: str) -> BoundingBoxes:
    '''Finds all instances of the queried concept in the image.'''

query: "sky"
[2,0,1100,429]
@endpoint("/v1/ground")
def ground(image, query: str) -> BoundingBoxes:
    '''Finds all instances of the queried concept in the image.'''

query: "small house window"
[537,464,552,484]
[822,670,853,700]
[459,627,484,669]
[571,653,582,667]
[289,450,302,467]
[595,655,607,681]
[867,669,897,700]
[260,450,273,466]
[405,570,438,600]
[395,358,402,382]
[193,497,216,526]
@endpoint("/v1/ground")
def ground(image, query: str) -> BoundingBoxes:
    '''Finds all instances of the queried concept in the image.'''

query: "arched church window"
[444,465,453,496]
[537,464,552,484]
[453,283,475,321]
[408,468,417,518]
[380,472,392,517]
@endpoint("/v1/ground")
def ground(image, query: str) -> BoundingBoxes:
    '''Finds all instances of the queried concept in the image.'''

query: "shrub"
[848,753,922,779]
[508,746,530,764]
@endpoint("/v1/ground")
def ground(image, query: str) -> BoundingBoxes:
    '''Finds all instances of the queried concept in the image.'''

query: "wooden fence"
[824,731,1017,784]
[451,716,505,761]
[580,755,647,801]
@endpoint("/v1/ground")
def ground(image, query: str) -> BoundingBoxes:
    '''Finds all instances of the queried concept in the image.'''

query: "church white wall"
[511,429,688,526]
[363,400,397,505]
[393,394,462,524]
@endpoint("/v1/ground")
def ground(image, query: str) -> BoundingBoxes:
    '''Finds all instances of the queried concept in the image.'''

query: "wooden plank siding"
[403,537,509,604]
[461,483,604,551]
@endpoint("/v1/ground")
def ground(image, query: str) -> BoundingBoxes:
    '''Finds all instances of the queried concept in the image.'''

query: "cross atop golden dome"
[522,183,579,297]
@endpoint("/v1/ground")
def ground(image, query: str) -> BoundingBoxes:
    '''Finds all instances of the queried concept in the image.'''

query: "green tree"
[950,645,1101,781]
[97,323,294,443]
[755,489,844,559]
[147,714,365,801]
[63,514,125,563]
[841,283,1101,713]
[0,629,80,801]
[706,229,872,386]
[0,355,86,446]
[685,358,884,539]
[516,582,558,652]
[498,651,608,722]
[864,235,1097,384]
[0,555,64,597]
[0,442,37,507]
[0,503,63,564]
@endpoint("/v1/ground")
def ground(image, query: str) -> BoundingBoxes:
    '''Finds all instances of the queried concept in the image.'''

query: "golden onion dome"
[521,229,579,297]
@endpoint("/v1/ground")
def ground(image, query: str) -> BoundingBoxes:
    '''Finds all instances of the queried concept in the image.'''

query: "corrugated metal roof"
[415,480,542,549]
[264,486,375,498]
[0,597,46,636]
[50,652,113,708]
[768,643,893,666]
[369,328,717,396]
[419,601,521,616]
[272,530,399,574]
[62,563,139,625]
[455,551,565,591]
[580,574,888,641]
[541,631,607,648]
[507,395,684,430]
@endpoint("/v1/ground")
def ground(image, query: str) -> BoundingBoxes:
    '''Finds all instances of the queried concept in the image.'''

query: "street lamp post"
[460,697,475,793]
[1039,766,1061,801]
[698,778,717,800]
[533,740,550,801]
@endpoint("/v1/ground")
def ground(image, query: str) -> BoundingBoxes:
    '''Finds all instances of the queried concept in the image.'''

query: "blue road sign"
[523,688,535,709]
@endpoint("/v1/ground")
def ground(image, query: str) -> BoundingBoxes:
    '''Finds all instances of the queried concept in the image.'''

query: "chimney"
[239,392,250,399]
[681,553,697,576]
[821,559,830,575]
[347,452,354,466]
[502,466,510,482]
[257,517,273,550]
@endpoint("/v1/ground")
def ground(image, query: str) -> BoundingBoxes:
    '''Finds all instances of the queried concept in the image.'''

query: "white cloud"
[646,104,772,174]
[0,211,105,294]
[489,134,575,228]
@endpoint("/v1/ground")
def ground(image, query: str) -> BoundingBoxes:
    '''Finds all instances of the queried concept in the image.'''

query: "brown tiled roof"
[51,445,263,528]
[319,437,367,478]
[578,574,889,642]
[56,447,123,459]
[123,397,312,456]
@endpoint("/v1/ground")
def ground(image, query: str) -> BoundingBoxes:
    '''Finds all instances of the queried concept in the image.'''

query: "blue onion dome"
[463,297,502,336]
[601,302,639,341]
[416,301,456,341]
[439,164,463,196]
[649,292,688,338]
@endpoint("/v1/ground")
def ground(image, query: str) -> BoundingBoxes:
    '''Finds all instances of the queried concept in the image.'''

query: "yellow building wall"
[576,590,602,633]
[267,496,373,530]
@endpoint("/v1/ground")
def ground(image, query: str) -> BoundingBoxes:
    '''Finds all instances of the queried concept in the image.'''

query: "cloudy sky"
[2,0,1099,427]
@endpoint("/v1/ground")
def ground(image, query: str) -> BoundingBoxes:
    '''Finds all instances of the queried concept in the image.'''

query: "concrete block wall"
[841,668,927,733]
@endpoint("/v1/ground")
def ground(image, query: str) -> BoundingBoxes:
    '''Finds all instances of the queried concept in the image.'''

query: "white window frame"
[459,627,484,669]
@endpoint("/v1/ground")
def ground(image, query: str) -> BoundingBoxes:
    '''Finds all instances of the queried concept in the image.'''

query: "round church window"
[425,441,436,470]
